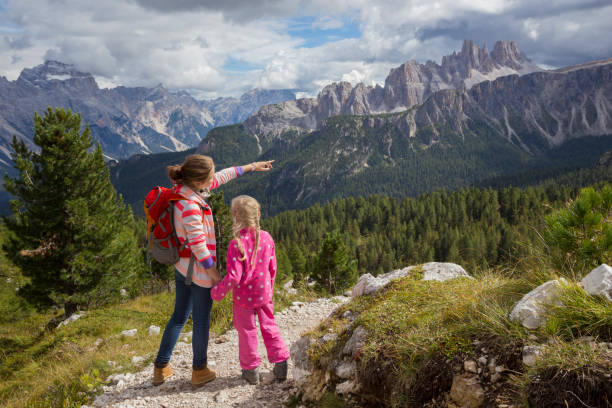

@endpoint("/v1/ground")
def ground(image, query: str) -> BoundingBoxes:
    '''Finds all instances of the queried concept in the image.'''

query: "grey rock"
[58,312,85,328]
[522,346,542,367]
[335,361,357,379]
[464,360,478,373]
[422,262,472,282]
[260,372,276,385]
[581,264,612,302]
[450,374,485,408]
[121,329,137,337]
[335,380,360,394]
[343,326,367,358]
[290,337,315,384]
[352,263,471,297]
[147,325,160,336]
[510,279,566,329]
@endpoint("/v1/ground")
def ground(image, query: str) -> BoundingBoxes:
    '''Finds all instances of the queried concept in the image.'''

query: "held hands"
[250,160,274,172]
[207,266,221,285]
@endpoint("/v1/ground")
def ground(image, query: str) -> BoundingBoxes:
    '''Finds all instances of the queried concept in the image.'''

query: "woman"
[153,154,273,387]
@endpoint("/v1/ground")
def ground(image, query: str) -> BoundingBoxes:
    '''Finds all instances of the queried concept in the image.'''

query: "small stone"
[478,356,487,366]
[132,356,144,365]
[215,335,229,344]
[321,333,337,342]
[292,301,305,307]
[495,365,505,373]
[491,373,502,383]
[528,334,538,341]
[464,360,478,373]
[336,380,360,394]
[260,372,276,385]
[148,325,160,336]
[94,338,103,347]
[450,374,485,408]
[208,360,216,367]
[522,346,541,367]
[121,329,137,337]
[120,288,128,297]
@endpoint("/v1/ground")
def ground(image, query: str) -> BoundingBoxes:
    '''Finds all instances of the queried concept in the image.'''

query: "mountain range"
[243,40,542,138]
[0,61,295,173]
[2,40,611,216]
[107,41,612,215]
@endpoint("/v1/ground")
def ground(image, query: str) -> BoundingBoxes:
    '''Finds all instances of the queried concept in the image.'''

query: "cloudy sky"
[1,0,611,99]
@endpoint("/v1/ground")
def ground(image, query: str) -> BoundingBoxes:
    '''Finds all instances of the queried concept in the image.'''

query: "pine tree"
[3,108,143,315]
[312,231,357,294]
[207,190,232,278]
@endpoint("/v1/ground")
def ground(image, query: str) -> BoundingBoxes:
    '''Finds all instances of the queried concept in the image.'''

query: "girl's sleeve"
[209,167,245,190]
[180,200,214,268]
[211,242,244,301]
[269,240,277,284]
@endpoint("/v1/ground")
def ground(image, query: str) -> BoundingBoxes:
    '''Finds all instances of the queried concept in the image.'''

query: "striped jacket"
[173,166,244,287]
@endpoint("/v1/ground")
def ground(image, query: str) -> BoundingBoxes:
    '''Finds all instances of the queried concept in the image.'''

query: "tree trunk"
[64,302,78,317]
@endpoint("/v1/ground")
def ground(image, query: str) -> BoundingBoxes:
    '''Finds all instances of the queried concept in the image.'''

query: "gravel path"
[88,296,349,408]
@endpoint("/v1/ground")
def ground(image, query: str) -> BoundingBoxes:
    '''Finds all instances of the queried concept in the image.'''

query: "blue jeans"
[155,269,212,369]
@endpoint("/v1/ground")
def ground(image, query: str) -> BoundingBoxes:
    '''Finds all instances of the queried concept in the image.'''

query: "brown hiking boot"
[153,364,173,386]
[191,365,216,387]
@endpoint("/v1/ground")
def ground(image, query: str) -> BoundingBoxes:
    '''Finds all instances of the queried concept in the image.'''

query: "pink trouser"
[233,302,290,370]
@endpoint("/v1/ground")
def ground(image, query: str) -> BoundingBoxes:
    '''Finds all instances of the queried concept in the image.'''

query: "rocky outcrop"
[351,262,472,296]
[243,40,542,138]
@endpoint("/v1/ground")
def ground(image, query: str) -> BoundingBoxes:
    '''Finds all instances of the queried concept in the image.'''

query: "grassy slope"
[301,268,612,407]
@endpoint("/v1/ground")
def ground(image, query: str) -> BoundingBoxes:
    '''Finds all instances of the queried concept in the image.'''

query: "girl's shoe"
[191,365,216,387]
[273,360,288,381]
[153,364,173,386]
[242,368,259,385]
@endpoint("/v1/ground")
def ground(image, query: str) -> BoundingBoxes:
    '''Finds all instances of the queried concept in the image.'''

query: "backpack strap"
[185,253,195,286]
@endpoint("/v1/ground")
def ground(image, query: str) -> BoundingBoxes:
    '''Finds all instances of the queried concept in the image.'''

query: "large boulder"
[422,262,472,282]
[509,279,565,329]
[352,262,471,296]
[581,264,612,302]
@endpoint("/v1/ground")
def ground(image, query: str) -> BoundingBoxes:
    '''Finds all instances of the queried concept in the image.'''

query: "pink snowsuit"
[211,228,290,370]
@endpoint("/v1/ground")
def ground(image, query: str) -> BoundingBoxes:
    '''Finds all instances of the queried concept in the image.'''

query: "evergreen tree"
[543,185,612,276]
[288,243,307,287]
[312,231,357,294]
[207,190,232,278]
[3,108,143,315]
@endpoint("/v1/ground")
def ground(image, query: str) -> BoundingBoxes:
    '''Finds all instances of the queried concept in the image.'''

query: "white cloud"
[0,0,611,98]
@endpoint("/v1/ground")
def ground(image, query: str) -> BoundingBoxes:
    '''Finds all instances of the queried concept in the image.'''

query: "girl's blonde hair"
[167,154,214,190]
[231,195,261,271]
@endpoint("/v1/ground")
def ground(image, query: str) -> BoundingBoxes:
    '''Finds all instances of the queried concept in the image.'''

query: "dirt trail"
[88,296,349,408]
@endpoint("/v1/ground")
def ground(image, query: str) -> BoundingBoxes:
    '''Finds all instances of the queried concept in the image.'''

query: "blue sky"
[0,0,611,98]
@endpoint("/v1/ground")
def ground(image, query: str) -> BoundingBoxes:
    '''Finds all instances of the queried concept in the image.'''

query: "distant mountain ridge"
[0,60,295,172]
[243,40,542,138]
[108,57,612,215]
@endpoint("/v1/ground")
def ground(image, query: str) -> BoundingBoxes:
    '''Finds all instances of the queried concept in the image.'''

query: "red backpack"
[144,186,204,285]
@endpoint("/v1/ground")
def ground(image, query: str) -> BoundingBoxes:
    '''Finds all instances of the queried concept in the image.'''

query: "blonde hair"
[231,195,261,271]
[167,154,214,190]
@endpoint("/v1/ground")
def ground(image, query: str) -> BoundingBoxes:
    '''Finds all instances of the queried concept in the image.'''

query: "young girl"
[211,195,290,384]
[153,156,274,387]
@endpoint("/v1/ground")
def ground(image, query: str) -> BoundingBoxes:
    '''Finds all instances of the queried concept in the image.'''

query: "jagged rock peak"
[17,60,94,83]
[490,40,531,69]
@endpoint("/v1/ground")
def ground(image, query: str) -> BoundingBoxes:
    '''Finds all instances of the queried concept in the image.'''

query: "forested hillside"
[263,166,612,277]
[108,114,612,216]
